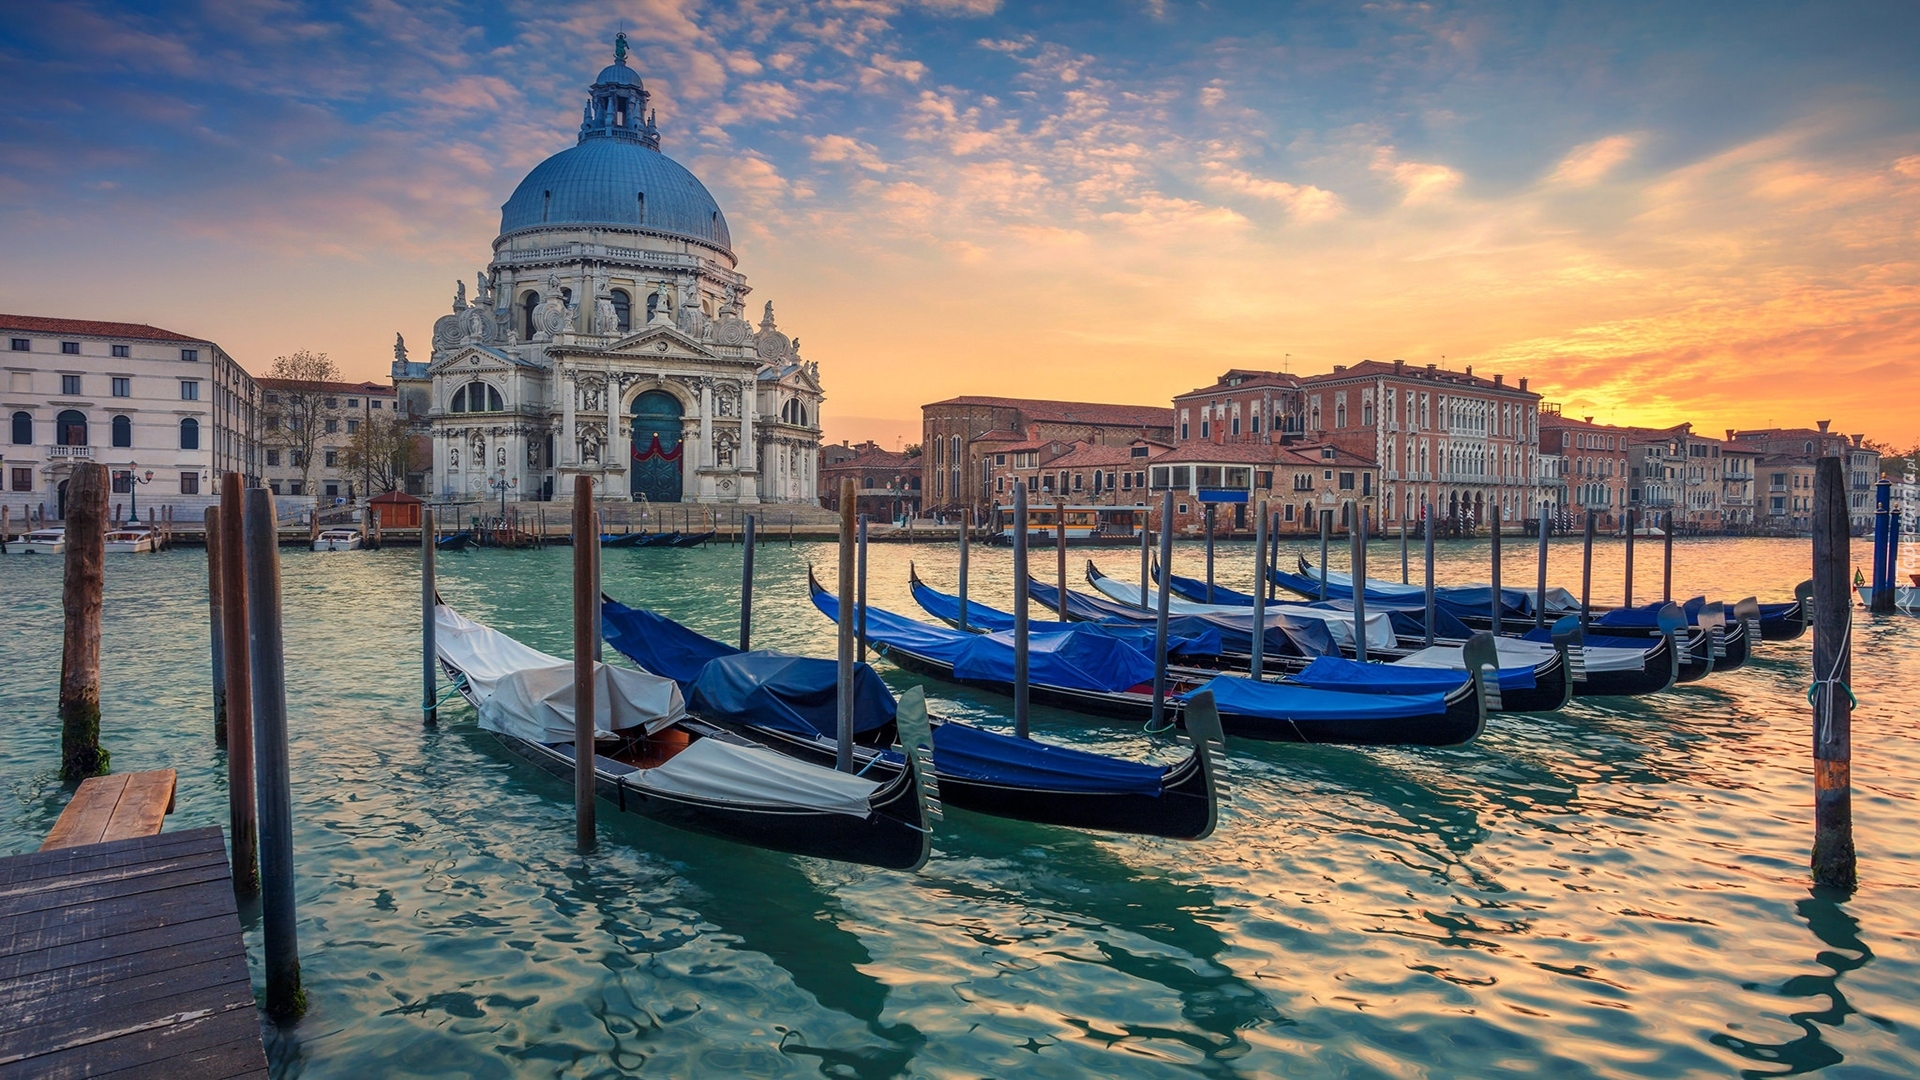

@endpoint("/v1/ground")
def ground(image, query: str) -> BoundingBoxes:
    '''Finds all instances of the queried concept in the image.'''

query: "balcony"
[48,445,92,460]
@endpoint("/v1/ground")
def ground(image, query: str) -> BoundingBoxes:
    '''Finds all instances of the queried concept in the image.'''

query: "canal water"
[3,534,1917,1078]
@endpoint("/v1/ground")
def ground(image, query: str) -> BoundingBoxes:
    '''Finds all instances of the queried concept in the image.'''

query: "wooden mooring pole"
[836,479,857,769]
[956,507,971,632]
[1662,511,1674,603]
[421,505,437,727]
[243,488,304,1020]
[1351,504,1369,663]
[1422,503,1436,647]
[1203,502,1216,603]
[1400,514,1409,584]
[1624,507,1637,609]
[1251,498,1268,679]
[1138,513,1150,608]
[740,512,756,650]
[206,504,227,744]
[1489,504,1503,637]
[1535,502,1550,631]
[1150,490,1175,729]
[1870,477,1894,613]
[1012,483,1031,739]
[1,503,9,553]
[1811,457,1856,889]
[1055,501,1068,620]
[219,474,258,896]
[1580,508,1597,634]
[571,476,595,852]
[60,463,108,782]
[856,513,869,662]
[1318,508,1330,600]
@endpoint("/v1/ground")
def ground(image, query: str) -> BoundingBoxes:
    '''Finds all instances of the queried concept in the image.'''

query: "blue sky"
[3,0,1916,445]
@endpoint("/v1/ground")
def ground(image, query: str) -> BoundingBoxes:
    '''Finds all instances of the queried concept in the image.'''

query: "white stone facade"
[2,315,257,522]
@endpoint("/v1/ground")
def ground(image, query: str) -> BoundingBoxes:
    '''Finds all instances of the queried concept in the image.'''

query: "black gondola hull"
[487,731,930,870]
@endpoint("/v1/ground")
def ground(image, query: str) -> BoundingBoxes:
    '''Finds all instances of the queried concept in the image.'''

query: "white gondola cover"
[1088,576,1398,651]
[1396,638,1647,674]
[436,605,686,742]
[436,605,882,817]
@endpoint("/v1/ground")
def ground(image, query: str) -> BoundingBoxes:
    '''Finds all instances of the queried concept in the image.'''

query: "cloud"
[1202,165,1343,221]
[807,134,889,172]
[1372,148,1463,204]
[1549,135,1637,186]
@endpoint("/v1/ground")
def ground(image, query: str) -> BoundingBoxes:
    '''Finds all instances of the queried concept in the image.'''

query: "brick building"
[921,396,1173,516]
[818,440,920,520]
[1729,422,1880,532]
[1299,360,1543,530]
[1720,435,1759,529]
[1539,408,1631,529]
[1758,455,1817,531]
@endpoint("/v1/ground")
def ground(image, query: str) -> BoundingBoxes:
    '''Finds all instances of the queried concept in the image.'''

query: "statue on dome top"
[394,333,408,364]
[453,280,467,313]
[614,32,629,65]
[760,301,776,332]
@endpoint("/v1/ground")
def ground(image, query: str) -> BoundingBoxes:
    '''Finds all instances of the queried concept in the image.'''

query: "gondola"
[434,602,936,870]
[810,569,1496,746]
[910,564,1574,714]
[435,530,474,551]
[600,597,1222,839]
[600,532,650,548]
[670,530,716,547]
[638,531,681,547]
[1088,561,1682,700]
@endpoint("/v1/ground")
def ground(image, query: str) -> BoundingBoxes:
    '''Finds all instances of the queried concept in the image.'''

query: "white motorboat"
[104,527,156,554]
[313,528,364,552]
[9,527,66,555]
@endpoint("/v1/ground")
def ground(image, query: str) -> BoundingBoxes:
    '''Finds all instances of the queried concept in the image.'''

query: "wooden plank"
[1,829,219,888]
[0,875,237,961]
[40,774,130,850]
[0,853,231,920]
[99,770,176,844]
[0,827,265,1080]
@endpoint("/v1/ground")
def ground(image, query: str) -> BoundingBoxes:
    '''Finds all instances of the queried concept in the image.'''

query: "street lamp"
[487,470,518,523]
[125,464,155,525]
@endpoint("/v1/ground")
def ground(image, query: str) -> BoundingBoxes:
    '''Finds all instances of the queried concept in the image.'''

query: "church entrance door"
[630,391,684,503]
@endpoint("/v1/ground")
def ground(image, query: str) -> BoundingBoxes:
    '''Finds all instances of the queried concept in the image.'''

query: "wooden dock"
[0,827,268,1079]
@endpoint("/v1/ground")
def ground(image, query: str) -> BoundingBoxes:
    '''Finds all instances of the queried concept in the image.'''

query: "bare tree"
[341,411,425,494]
[261,351,340,498]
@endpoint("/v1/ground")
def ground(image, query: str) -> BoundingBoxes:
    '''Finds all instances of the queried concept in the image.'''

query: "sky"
[1,0,1916,450]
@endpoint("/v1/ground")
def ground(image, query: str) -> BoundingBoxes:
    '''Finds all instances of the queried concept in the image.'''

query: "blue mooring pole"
[1871,477,1893,613]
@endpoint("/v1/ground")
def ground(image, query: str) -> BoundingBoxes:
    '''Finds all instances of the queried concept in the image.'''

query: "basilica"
[392,35,824,505]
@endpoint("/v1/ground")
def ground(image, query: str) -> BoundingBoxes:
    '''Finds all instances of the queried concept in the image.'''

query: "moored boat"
[313,528,363,552]
[600,596,1224,840]
[9,527,66,555]
[435,602,936,870]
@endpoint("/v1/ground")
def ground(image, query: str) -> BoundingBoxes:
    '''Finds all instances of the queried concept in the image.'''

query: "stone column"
[698,382,713,469]
[561,369,576,466]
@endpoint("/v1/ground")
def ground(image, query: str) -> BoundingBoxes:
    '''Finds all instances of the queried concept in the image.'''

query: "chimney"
[1726,428,1735,442]
[1853,434,1864,448]
[1393,358,1405,373]
[1518,377,1528,392]
[1426,363,1436,373]
[1817,419,1830,433]
[1465,365,1473,377]
[1333,364,1347,373]
[1584,416,1594,425]
[1493,374,1504,386]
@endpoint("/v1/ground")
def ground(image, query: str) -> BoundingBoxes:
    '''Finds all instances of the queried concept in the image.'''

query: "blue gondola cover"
[929,723,1165,795]
[1183,675,1448,721]
[1289,654,1535,694]
[690,652,896,737]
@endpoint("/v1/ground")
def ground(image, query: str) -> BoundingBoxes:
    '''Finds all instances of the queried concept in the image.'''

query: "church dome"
[497,35,733,255]
[498,140,732,252]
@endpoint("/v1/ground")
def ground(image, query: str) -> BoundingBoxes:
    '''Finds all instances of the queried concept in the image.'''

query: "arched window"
[611,289,631,332]
[111,415,132,448]
[56,409,87,446]
[11,411,31,445]
[457,382,503,413]
[645,292,659,324]
[450,385,467,413]
[522,292,540,339]
[179,417,199,450]
[636,192,646,223]
[482,383,503,411]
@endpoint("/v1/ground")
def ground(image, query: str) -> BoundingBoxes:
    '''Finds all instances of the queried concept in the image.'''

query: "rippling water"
[3,533,1917,1078]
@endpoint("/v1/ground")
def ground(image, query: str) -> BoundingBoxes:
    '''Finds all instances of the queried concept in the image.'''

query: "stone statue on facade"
[454,280,467,313]
[477,270,493,307]
[394,333,408,364]
[593,290,618,335]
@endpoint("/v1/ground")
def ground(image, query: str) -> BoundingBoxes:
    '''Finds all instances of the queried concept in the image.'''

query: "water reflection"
[1711,888,1876,1078]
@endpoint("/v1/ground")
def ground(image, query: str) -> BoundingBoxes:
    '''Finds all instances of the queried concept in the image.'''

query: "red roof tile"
[925,395,1174,428]
[0,313,206,343]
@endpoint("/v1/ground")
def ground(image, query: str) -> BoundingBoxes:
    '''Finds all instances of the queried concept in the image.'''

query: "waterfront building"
[257,378,399,502]
[1759,455,1818,531]
[1728,422,1879,533]
[1719,435,1759,529]
[818,441,920,520]
[1,314,256,521]
[1298,360,1543,529]
[1147,439,1379,535]
[392,36,823,507]
[921,397,1173,516]
[993,438,1165,507]
[1538,409,1632,529]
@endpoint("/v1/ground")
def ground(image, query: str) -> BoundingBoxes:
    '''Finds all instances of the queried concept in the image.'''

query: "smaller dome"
[596,62,642,87]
